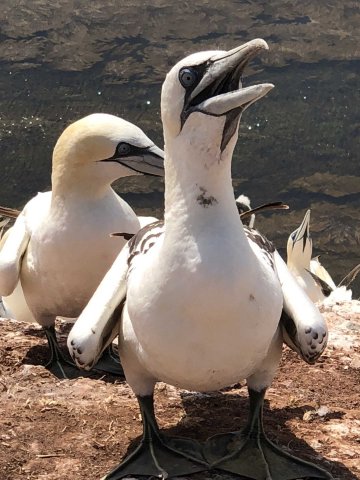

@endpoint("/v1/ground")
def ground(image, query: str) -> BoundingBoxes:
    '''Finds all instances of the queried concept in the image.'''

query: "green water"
[0,0,359,294]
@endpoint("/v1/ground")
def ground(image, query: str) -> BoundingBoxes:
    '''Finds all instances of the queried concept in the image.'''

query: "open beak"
[116,144,164,177]
[184,39,274,119]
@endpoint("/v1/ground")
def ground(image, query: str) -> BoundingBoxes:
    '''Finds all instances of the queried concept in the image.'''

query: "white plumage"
[68,40,331,480]
[0,113,163,374]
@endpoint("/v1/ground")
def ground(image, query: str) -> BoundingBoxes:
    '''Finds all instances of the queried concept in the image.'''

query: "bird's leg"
[204,388,333,480]
[43,325,77,378]
[103,394,208,479]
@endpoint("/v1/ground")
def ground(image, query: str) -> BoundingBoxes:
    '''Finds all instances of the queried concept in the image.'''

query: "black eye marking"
[179,67,198,89]
[117,142,132,156]
[179,62,210,129]
[100,143,154,163]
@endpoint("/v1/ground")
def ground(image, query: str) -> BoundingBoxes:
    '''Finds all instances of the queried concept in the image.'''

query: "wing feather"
[274,251,328,364]
[0,213,30,296]
[67,221,165,370]
[67,243,130,369]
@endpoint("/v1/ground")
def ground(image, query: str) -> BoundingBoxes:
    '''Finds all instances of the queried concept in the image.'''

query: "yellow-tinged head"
[52,113,164,195]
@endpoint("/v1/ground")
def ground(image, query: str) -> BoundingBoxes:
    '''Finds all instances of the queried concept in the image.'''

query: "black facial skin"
[101,142,154,162]
[99,142,164,177]
[290,227,309,252]
[179,63,209,128]
[302,227,309,252]
[221,107,243,152]
[179,61,247,152]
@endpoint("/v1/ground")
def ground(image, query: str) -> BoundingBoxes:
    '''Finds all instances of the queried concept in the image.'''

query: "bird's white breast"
[122,233,283,392]
[21,191,140,321]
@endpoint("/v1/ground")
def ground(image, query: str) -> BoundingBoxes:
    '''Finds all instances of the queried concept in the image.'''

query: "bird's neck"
[163,135,244,241]
[288,246,312,272]
[51,162,111,202]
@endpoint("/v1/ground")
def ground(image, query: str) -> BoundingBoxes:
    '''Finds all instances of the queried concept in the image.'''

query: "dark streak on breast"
[197,187,218,208]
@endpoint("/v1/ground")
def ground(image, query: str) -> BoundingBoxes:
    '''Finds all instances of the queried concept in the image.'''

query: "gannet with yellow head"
[0,113,164,376]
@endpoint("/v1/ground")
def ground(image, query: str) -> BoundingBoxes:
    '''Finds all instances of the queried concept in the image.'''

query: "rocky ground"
[0,301,359,480]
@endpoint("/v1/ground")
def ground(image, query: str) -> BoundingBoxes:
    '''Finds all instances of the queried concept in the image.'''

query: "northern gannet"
[0,113,164,377]
[287,209,352,303]
[68,42,331,479]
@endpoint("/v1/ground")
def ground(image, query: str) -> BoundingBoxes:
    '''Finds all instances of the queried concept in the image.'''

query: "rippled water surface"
[0,0,359,293]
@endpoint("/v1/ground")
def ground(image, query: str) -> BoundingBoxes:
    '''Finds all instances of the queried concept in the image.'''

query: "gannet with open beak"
[0,113,164,376]
[68,42,331,479]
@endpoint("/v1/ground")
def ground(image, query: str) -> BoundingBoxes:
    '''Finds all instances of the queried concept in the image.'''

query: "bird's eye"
[179,67,198,88]
[117,142,131,155]
[291,232,297,241]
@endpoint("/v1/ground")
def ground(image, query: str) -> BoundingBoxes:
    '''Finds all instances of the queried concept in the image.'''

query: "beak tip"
[266,83,275,91]
[251,38,269,51]
[256,83,275,98]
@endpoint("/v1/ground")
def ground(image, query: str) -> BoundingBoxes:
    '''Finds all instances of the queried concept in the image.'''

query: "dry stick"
[240,201,289,220]
[338,263,360,288]
[36,453,67,458]
[0,205,21,218]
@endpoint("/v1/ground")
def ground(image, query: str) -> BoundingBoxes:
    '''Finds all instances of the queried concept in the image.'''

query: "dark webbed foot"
[204,389,333,480]
[103,395,208,479]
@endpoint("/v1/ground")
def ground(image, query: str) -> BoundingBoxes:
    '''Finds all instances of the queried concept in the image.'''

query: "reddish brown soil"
[0,304,359,480]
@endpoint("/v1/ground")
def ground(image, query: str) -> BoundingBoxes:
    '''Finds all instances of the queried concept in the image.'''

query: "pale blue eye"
[117,143,131,155]
[179,67,198,88]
